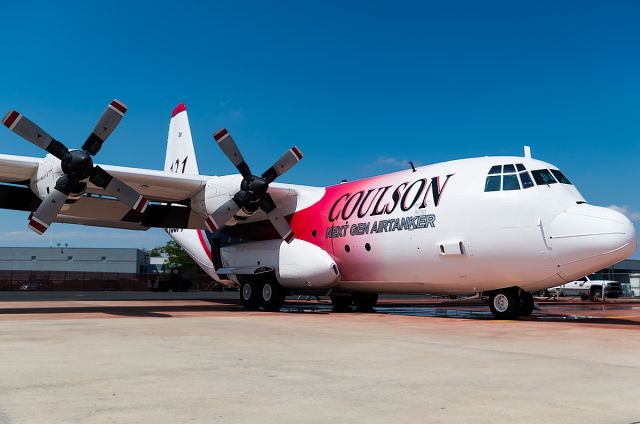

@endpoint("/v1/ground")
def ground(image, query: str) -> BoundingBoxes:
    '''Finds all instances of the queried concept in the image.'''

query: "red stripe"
[110,100,127,114]
[134,198,148,213]
[214,128,228,141]
[291,146,303,160]
[197,230,212,259]
[3,111,19,128]
[29,219,48,234]
[171,103,186,117]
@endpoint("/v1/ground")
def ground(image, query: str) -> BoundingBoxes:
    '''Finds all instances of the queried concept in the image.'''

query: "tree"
[153,240,199,271]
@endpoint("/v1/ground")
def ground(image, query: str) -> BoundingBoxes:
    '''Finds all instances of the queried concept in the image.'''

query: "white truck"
[544,276,623,301]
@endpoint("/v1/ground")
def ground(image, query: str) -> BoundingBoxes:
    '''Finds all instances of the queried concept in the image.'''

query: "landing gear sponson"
[487,287,535,319]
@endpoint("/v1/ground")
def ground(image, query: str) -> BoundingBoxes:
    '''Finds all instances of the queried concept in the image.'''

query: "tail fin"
[165,103,199,174]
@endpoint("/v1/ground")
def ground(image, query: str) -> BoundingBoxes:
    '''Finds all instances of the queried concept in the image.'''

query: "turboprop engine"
[30,154,87,205]
[220,239,340,289]
[3,100,150,234]
[190,128,303,243]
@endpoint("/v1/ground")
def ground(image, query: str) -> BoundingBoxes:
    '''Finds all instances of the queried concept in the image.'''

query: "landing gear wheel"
[330,294,353,311]
[519,291,534,316]
[353,293,379,311]
[259,280,286,312]
[240,281,260,310]
[488,289,520,319]
[591,289,603,301]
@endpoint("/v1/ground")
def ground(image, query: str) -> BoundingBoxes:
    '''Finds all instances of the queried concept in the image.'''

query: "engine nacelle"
[221,239,340,289]
[190,175,297,226]
[190,175,243,223]
[30,154,62,199]
[30,154,86,205]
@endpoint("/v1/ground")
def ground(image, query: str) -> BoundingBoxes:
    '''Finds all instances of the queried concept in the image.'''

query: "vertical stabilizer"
[165,103,199,174]
[163,104,222,283]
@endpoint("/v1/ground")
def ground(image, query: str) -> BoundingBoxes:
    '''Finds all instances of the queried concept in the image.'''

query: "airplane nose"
[549,204,637,281]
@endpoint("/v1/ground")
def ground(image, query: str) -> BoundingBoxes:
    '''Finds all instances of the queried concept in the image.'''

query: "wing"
[89,164,207,202]
[0,154,40,183]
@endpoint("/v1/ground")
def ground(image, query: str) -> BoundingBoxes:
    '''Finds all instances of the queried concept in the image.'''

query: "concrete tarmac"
[0,294,639,424]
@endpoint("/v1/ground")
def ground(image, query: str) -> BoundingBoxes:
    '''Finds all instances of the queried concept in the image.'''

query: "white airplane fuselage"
[172,155,637,296]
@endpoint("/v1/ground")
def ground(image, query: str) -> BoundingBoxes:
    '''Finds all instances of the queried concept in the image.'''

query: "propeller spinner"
[2,100,149,234]
[206,129,302,243]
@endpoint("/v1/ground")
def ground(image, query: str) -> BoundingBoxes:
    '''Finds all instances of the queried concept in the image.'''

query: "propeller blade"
[81,99,127,155]
[261,146,303,184]
[89,166,149,213]
[205,191,253,231]
[2,111,70,160]
[213,128,252,180]
[259,193,295,243]
[28,175,76,234]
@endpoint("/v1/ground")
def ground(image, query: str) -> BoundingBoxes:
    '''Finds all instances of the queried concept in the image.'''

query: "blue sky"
[0,0,638,256]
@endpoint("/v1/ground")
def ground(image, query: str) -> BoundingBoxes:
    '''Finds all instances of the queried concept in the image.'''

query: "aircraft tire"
[240,281,260,310]
[330,294,353,311]
[353,293,379,312]
[488,289,520,319]
[259,280,286,312]
[519,291,534,316]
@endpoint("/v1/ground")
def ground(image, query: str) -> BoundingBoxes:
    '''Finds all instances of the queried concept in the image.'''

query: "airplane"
[0,100,636,319]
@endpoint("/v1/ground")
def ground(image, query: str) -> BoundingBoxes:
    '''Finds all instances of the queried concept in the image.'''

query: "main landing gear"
[240,279,287,312]
[488,287,535,319]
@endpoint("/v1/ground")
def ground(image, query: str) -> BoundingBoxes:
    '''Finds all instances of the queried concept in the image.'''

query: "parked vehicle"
[545,276,623,300]
[18,280,49,291]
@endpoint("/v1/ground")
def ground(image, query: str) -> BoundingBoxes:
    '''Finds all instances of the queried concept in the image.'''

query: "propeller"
[205,128,302,243]
[2,100,149,234]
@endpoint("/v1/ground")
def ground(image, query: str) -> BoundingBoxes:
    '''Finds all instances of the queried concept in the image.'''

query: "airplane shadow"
[1,298,639,326]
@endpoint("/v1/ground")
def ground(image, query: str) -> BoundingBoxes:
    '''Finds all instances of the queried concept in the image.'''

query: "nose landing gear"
[488,288,535,319]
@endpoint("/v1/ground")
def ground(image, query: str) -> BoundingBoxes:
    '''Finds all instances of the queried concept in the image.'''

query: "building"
[593,259,640,296]
[0,247,150,274]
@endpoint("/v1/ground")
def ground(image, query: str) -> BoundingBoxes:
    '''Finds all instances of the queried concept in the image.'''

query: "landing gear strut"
[353,293,379,311]
[329,293,379,312]
[519,291,534,316]
[329,294,353,311]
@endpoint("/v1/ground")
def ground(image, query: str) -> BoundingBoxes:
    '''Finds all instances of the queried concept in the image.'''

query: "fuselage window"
[519,171,534,189]
[502,174,520,190]
[488,165,502,175]
[550,169,572,184]
[516,163,526,172]
[531,169,557,185]
[484,175,501,192]
[503,164,516,173]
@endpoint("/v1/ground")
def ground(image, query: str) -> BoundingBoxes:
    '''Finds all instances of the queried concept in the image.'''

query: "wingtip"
[171,103,187,118]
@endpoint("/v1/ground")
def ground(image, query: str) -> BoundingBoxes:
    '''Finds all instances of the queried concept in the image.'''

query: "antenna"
[408,161,416,172]
[524,146,531,158]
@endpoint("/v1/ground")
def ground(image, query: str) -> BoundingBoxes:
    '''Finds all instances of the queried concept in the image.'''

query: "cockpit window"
[531,169,557,185]
[516,163,526,172]
[519,171,534,189]
[502,174,520,190]
[488,165,501,175]
[550,169,572,184]
[485,175,501,192]
[503,164,516,173]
